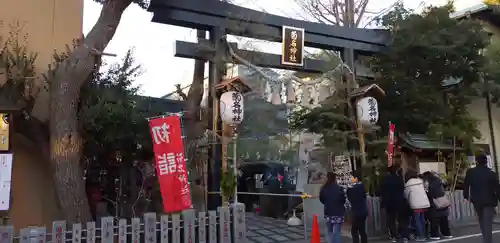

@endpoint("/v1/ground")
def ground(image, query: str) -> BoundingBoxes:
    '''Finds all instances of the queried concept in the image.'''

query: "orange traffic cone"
[310,214,321,243]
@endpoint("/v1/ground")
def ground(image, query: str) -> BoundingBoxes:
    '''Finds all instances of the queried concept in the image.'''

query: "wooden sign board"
[281,26,305,67]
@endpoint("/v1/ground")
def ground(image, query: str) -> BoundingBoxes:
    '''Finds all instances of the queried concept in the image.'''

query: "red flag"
[277,174,284,187]
[149,115,192,213]
[387,122,396,167]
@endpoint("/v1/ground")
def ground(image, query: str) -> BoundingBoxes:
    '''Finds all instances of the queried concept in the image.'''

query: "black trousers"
[473,204,495,243]
[351,215,367,243]
[429,215,451,237]
[386,208,409,239]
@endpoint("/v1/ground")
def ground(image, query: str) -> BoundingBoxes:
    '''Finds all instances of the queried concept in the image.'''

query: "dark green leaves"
[79,50,151,161]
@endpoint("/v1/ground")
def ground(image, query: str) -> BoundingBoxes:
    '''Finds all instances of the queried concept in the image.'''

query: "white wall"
[467,98,500,173]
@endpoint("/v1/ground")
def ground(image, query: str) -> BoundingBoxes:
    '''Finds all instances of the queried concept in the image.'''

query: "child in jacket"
[404,170,430,242]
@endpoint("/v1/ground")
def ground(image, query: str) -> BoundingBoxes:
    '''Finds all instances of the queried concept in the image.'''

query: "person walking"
[404,170,430,242]
[347,173,368,243]
[379,165,409,242]
[464,153,500,243]
[422,171,452,240]
[320,172,346,243]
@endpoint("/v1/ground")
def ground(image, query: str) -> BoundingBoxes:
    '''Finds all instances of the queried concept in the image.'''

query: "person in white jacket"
[404,170,430,242]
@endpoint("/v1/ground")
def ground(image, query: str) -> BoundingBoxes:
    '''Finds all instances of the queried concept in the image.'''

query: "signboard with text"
[281,26,304,66]
[149,115,192,213]
[0,114,9,152]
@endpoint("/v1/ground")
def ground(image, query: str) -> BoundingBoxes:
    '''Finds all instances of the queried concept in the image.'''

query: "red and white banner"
[387,122,396,167]
[149,115,192,213]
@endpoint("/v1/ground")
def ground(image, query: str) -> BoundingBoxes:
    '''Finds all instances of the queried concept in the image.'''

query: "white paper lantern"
[220,91,244,125]
[356,96,379,126]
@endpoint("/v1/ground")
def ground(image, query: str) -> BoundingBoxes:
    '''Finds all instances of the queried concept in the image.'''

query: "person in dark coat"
[347,173,368,243]
[464,153,500,243]
[422,171,451,240]
[379,165,408,242]
[320,172,346,243]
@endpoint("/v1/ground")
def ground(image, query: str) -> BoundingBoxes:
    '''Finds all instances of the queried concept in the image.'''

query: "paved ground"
[246,213,500,243]
[373,224,500,243]
[246,213,349,243]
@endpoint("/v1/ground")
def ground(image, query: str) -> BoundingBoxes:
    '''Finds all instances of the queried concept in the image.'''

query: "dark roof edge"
[451,4,489,19]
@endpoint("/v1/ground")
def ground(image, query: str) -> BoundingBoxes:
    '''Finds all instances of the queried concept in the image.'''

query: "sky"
[83,0,481,98]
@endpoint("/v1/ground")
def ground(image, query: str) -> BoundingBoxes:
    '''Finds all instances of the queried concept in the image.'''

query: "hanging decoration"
[220,91,244,125]
[387,122,396,167]
[148,115,192,213]
[296,133,314,193]
[356,96,379,126]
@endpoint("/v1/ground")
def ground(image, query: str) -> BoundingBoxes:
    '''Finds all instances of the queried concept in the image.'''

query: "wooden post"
[221,122,229,204]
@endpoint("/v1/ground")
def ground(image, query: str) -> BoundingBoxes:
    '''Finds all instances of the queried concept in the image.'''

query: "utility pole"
[343,0,367,168]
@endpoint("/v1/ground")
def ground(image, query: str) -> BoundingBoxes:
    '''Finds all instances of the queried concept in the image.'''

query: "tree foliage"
[291,4,490,158]
[371,4,488,147]
[79,50,157,218]
[79,50,149,158]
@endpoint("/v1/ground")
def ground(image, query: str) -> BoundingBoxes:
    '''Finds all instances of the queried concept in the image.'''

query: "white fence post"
[233,203,246,242]
[198,211,207,243]
[144,212,157,243]
[100,217,113,243]
[71,223,81,243]
[86,221,96,243]
[131,217,141,243]
[160,215,169,243]
[182,209,196,243]
[208,211,217,243]
[118,219,127,243]
[218,206,231,243]
[0,226,13,243]
[0,207,244,243]
[171,214,181,243]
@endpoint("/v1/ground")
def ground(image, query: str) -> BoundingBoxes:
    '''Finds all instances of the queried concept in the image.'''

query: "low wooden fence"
[365,190,476,236]
[0,203,247,243]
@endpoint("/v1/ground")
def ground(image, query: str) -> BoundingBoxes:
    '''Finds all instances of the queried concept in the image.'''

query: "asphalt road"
[393,224,500,243]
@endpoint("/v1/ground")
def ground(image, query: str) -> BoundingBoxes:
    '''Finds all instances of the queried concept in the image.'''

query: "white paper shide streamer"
[220,91,244,125]
[296,133,314,193]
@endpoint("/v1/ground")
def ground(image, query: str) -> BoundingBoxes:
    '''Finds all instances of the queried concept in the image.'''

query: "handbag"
[433,196,451,209]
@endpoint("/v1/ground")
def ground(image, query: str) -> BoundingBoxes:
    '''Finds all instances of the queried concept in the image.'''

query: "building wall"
[469,22,500,174]
[0,0,84,122]
[468,98,500,172]
[0,0,83,228]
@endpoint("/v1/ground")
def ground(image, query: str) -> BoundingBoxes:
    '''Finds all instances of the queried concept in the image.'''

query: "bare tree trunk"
[183,30,207,211]
[48,0,133,223]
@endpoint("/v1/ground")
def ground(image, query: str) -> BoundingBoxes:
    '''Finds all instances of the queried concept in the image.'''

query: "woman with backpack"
[422,171,452,240]
[404,170,430,242]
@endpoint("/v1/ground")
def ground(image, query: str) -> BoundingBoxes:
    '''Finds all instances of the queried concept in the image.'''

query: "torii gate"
[147,0,390,210]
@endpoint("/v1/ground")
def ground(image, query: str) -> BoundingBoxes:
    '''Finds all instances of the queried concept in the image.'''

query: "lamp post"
[217,77,251,204]
[348,84,385,169]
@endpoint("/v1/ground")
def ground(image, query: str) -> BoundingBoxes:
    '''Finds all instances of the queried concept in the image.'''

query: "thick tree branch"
[174,84,188,101]
[355,0,369,26]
